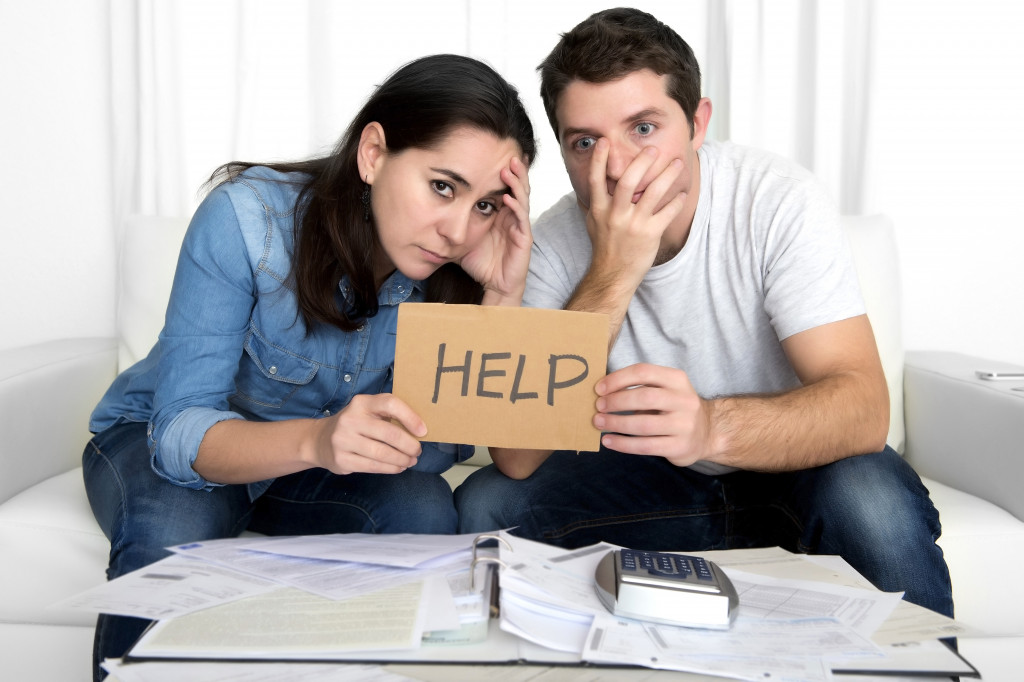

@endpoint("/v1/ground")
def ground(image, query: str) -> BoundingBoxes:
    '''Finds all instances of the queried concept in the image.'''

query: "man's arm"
[594,314,889,472]
[489,143,687,479]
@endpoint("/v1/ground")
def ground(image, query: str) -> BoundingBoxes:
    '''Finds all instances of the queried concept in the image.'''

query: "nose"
[604,140,633,181]
[437,210,471,246]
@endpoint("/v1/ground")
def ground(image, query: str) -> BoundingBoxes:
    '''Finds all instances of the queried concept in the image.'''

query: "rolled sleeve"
[149,407,245,490]
[413,441,475,474]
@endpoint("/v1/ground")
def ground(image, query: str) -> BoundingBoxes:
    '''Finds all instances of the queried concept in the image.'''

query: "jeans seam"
[85,438,129,574]
[541,508,714,542]
[256,493,378,533]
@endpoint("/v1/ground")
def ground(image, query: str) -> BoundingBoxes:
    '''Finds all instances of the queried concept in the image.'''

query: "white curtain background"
[108,0,877,228]
[3,0,1023,364]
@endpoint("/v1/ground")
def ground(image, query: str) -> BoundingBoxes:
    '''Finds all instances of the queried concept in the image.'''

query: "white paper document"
[235,532,479,568]
[129,581,427,659]
[102,658,419,682]
[585,612,834,682]
[171,537,466,602]
[50,555,278,620]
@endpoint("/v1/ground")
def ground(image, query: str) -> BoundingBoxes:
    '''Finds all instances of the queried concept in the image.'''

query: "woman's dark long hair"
[210,54,536,332]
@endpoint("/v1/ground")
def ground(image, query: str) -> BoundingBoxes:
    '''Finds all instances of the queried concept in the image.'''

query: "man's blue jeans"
[83,422,458,680]
[455,446,953,619]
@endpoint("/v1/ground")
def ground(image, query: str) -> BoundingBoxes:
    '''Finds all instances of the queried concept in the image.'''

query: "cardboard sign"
[393,303,608,451]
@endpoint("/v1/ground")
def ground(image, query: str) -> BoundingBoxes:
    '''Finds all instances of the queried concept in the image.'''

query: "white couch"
[2,214,1022,680]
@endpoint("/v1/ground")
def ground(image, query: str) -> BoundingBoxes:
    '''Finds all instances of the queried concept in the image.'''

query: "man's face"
[555,69,704,219]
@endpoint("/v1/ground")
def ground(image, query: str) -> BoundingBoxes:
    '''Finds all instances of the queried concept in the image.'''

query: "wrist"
[296,417,328,470]
[481,285,524,307]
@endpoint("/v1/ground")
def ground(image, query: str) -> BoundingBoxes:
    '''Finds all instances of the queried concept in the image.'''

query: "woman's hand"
[310,393,427,475]
[458,156,532,306]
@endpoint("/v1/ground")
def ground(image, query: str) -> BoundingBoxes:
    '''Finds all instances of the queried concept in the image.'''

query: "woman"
[83,53,535,677]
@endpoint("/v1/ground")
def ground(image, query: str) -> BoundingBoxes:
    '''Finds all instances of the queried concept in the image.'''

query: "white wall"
[2,0,1022,366]
[1,0,116,350]
[866,1,1024,366]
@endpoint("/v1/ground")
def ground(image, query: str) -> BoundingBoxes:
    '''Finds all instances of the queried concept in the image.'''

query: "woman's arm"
[194,393,427,484]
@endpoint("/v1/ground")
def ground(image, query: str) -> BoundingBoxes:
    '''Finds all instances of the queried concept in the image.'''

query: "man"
[455,7,953,618]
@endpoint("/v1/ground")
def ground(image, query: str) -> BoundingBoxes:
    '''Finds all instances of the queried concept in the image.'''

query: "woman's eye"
[635,122,655,136]
[573,137,596,152]
[476,201,497,216]
[432,181,454,198]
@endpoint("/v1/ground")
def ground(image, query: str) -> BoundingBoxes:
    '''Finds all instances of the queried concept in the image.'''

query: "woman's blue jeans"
[455,446,954,619]
[83,421,457,680]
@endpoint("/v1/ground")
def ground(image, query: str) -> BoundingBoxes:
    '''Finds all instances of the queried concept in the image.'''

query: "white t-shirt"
[525,140,864,475]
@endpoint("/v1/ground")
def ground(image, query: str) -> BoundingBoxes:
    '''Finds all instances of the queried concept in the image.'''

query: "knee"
[811,450,940,551]
[380,473,458,534]
[454,465,522,534]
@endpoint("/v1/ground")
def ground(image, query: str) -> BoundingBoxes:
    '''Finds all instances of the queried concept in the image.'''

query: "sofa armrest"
[903,350,1024,521]
[0,338,118,504]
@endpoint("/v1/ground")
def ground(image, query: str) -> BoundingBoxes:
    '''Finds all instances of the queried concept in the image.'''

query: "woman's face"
[360,125,522,284]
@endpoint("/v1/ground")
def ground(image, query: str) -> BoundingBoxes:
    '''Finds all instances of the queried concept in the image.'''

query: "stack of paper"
[493,536,978,681]
[54,532,979,681]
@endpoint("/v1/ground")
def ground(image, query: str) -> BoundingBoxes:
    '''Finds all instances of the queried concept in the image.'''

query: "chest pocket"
[233,332,318,409]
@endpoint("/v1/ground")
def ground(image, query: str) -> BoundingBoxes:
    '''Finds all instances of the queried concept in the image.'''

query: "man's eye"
[432,181,454,198]
[635,122,654,136]
[573,137,596,152]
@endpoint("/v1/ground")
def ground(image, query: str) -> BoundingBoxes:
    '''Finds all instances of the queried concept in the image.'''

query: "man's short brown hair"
[538,7,702,139]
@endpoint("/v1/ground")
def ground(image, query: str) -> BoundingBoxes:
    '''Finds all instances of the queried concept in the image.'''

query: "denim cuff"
[151,407,245,490]
[413,441,475,474]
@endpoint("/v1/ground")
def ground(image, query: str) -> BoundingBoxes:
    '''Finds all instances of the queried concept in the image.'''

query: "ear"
[690,97,712,150]
[356,122,387,184]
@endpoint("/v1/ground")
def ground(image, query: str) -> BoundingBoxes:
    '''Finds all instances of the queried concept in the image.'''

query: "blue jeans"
[83,421,457,680]
[455,446,953,618]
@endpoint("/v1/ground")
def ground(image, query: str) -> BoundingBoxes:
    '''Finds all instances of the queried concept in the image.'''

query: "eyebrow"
[431,167,510,197]
[560,107,668,142]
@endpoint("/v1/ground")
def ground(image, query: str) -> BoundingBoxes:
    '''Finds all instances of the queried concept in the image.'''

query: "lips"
[419,246,451,264]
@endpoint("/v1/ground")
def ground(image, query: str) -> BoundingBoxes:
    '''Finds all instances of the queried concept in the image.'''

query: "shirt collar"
[337,272,424,308]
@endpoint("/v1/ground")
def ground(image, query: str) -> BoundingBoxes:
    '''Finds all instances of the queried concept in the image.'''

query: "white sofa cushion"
[0,469,107,627]
[925,475,1024,635]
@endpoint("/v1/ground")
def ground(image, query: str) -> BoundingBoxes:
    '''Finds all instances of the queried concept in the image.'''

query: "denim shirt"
[90,167,473,496]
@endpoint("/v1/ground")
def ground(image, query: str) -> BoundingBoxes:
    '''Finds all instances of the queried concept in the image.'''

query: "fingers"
[327,394,427,474]
[500,157,532,241]
[595,363,672,395]
[599,432,673,456]
[610,146,659,214]
[592,363,700,435]
[588,138,611,213]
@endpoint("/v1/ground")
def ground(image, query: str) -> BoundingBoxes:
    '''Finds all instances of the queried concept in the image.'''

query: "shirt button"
[268,366,278,375]
[357,325,365,332]
[343,373,352,383]
[397,285,405,293]
[323,409,331,417]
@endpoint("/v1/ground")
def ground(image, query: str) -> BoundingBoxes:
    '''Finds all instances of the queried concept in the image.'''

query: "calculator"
[594,549,738,629]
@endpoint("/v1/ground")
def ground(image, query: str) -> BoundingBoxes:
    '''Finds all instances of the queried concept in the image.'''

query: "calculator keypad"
[620,549,715,583]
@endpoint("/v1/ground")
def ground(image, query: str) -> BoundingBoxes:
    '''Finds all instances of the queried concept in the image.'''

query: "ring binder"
[469,533,512,590]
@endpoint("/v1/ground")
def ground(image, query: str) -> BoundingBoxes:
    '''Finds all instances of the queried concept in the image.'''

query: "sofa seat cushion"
[924,475,1024,636]
[0,468,107,627]
[0,458,488,628]
[8,465,1019,640]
